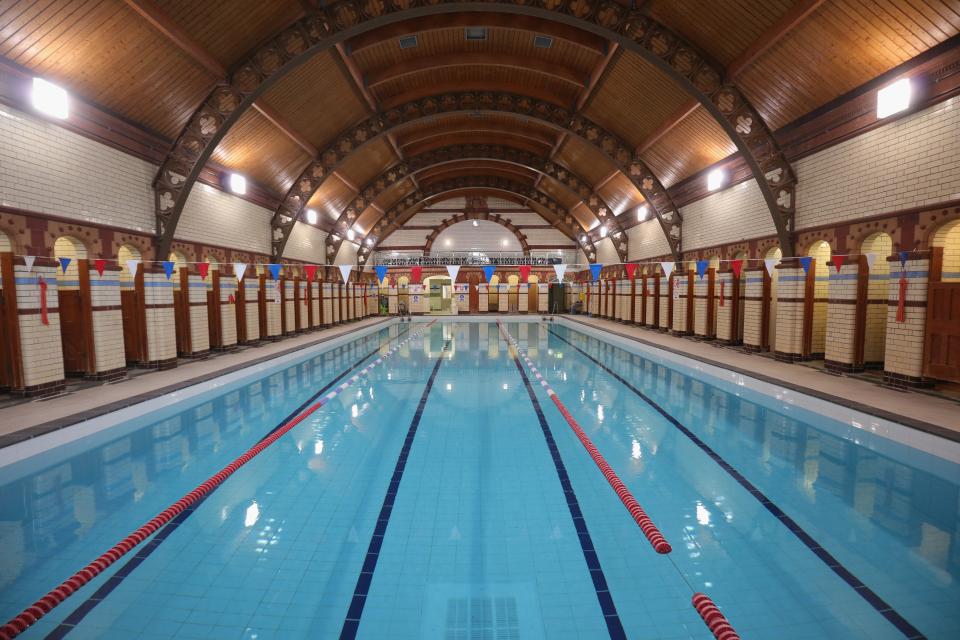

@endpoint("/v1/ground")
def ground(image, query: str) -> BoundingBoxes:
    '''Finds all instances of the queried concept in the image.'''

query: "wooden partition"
[58,258,94,376]
[924,247,960,383]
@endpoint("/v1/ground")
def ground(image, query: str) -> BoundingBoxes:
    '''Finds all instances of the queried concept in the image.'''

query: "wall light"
[228,173,247,195]
[472,220,479,227]
[31,78,69,119]
[305,208,317,224]
[580,234,587,244]
[346,228,355,241]
[707,168,725,191]
[366,237,374,246]
[501,238,509,246]
[877,78,911,119]
[637,205,648,222]
[600,226,608,238]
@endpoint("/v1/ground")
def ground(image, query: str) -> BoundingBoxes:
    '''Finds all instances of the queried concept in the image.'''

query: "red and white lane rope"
[692,593,741,640]
[497,321,671,555]
[0,321,435,640]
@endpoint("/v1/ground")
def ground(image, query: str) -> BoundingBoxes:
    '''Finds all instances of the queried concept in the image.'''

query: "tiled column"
[88,263,126,379]
[478,284,488,312]
[715,269,740,345]
[825,256,866,373]
[774,259,812,362]
[218,273,238,349]
[242,276,260,343]
[186,272,210,357]
[142,267,177,369]
[346,283,355,321]
[8,257,66,396]
[863,261,889,368]
[671,271,692,336]
[882,251,932,388]
[519,284,529,313]
[693,269,714,338]
[742,267,768,352]
[811,263,830,359]
[590,282,600,315]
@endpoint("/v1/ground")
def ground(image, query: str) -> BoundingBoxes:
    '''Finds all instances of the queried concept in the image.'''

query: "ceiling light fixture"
[600,226,608,238]
[346,229,355,241]
[707,168,725,192]
[31,77,69,119]
[877,78,911,119]
[305,208,317,225]
[228,173,247,195]
[398,35,418,49]
[472,220,479,227]
[637,205,649,222]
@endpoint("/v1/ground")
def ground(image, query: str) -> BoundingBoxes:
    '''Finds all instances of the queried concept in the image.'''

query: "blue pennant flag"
[899,250,909,266]
[696,259,709,280]
[268,263,281,280]
[799,256,812,274]
[162,260,175,280]
[482,265,496,283]
[374,265,388,282]
[589,263,603,281]
[58,257,71,274]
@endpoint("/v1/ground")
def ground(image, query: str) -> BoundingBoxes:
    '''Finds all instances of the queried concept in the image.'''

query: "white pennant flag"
[126,259,140,277]
[24,256,35,272]
[338,264,352,283]
[553,263,567,282]
[446,265,460,281]
[659,261,675,279]
[234,262,247,282]
[764,258,779,276]
[865,253,877,271]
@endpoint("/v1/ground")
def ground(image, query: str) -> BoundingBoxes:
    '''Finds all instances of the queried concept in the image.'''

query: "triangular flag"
[374,265,388,282]
[162,260,175,280]
[410,266,422,283]
[234,263,247,282]
[267,263,281,280]
[696,259,709,280]
[899,250,909,267]
[865,253,877,271]
[198,262,210,280]
[482,265,496,282]
[833,255,845,273]
[764,258,778,276]
[338,264,352,283]
[304,265,317,281]
[518,265,531,282]
[659,261,675,279]
[58,257,71,274]
[624,263,636,279]
[589,264,602,281]
[553,264,567,282]
[730,259,744,279]
[446,265,460,282]
[799,256,812,274]
[24,256,36,272]
[94,259,106,277]
[126,259,140,277]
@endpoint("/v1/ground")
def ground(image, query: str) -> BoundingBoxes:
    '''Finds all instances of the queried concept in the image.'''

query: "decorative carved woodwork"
[153,1,796,264]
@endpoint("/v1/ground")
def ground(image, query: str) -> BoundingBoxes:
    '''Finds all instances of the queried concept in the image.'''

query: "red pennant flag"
[411,266,422,283]
[833,255,845,273]
[304,265,317,281]
[94,259,106,277]
[228,293,236,303]
[624,263,636,279]
[39,276,49,326]
[730,259,744,279]
[897,274,907,322]
[719,280,725,307]
[518,265,531,282]
[198,262,210,280]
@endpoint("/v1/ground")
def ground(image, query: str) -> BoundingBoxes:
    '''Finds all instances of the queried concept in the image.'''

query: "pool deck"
[563,315,960,440]
[0,317,392,448]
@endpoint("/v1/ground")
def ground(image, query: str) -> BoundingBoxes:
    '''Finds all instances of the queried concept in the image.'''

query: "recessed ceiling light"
[305,208,317,224]
[31,77,68,119]
[228,173,247,195]
[399,35,418,49]
[465,27,487,41]
[533,35,553,49]
[877,78,911,119]
[707,168,725,191]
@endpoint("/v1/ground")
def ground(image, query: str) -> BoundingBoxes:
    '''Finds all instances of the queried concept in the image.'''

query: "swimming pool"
[0,319,957,639]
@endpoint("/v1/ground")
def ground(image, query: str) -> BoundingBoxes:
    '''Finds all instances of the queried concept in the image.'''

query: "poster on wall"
[453,284,469,293]
[408,284,425,294]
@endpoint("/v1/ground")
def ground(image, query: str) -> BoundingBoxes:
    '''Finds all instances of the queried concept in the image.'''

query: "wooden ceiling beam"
[399,128,556,150]
[121,0,225,77]
[251,101,318,157]
[367,53,587,90]
[576,43,618,111]
[334,42,378,113]
[345,14,608,56]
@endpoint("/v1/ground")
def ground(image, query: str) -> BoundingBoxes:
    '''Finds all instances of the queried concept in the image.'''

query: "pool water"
[0,320,957,639]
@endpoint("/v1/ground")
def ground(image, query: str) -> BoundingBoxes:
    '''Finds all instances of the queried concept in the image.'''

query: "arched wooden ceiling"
[2,0,957,262]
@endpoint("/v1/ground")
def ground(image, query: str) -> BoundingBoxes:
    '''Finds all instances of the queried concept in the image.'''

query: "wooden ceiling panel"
[642,107,735,187]
[738,0,960,129]
[417,163,537,186]
[537,177,582,211]
[336,138,398,189]
[581,50,691,149]
[211,107,311,194]
[262,49,368,148]
[553,137,619,187]
[646,0,796,68]
[595,174,645,217]
[306,172,358,226]
[0,0,212,138]
[155,0,303,68]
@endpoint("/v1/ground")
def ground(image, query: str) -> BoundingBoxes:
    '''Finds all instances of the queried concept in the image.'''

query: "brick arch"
[422,213,530,256]
[153,2,796,263]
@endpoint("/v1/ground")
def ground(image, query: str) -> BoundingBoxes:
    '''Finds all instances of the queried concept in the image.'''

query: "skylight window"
[32,78,68,119]
[228,173,247,195]
[637,205,648,222]
[877,78,911,119]
[533,35,553,49]
[399,35,418,49]
[305,208,317,225]
[465,27,487,41]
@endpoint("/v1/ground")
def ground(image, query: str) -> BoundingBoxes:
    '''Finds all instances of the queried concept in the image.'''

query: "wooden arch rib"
[321,144,624,263]
[364,176,580,259]
[154,1,796,261]
[271,92,645,261]
[366,53,588,91]
[421,212,532,256]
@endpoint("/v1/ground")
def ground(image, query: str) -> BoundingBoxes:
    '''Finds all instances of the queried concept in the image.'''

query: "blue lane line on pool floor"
[47,330,399,640]
[339,338,450,640]
[503,331,628,640]
[548,328,926,640]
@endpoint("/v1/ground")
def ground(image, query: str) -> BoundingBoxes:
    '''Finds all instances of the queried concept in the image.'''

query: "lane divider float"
[692,593,741,640]
[0,321,435,640]
[497,321,671,554]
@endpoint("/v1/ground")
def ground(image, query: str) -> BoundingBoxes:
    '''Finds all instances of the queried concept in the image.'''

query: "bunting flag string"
[659,261,675,279]
[730,259,744,279]
[518,265,531,283]
[799,256,812,274]
[198,262,210,280]
[94,259,106,277]
[553,264,567,282]
[410,266,422,283]
[589,263,603,281]
[267,264,281,281]
[338,264,352,284]
[234,263,247,282]
[162,260,175,280]
[126,260,140,277]
[446,265,460,282]
[833,255,845,273]
[38,276,49,326]
[696,259,709,280]
[24,256,35,273]
[764,258,779,277]
[865,253,877,271]
[482,265,496,283]
[624,263,636,279]
[899,251,909,268]
[374,265,388,283]
[304,265,317,282]
[58,257,71,274]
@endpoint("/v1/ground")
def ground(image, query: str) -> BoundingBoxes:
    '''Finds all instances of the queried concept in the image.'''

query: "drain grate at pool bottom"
[445,596,519,640]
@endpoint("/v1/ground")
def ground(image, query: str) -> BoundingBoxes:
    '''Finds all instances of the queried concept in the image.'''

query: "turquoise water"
[0,321,957,639]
